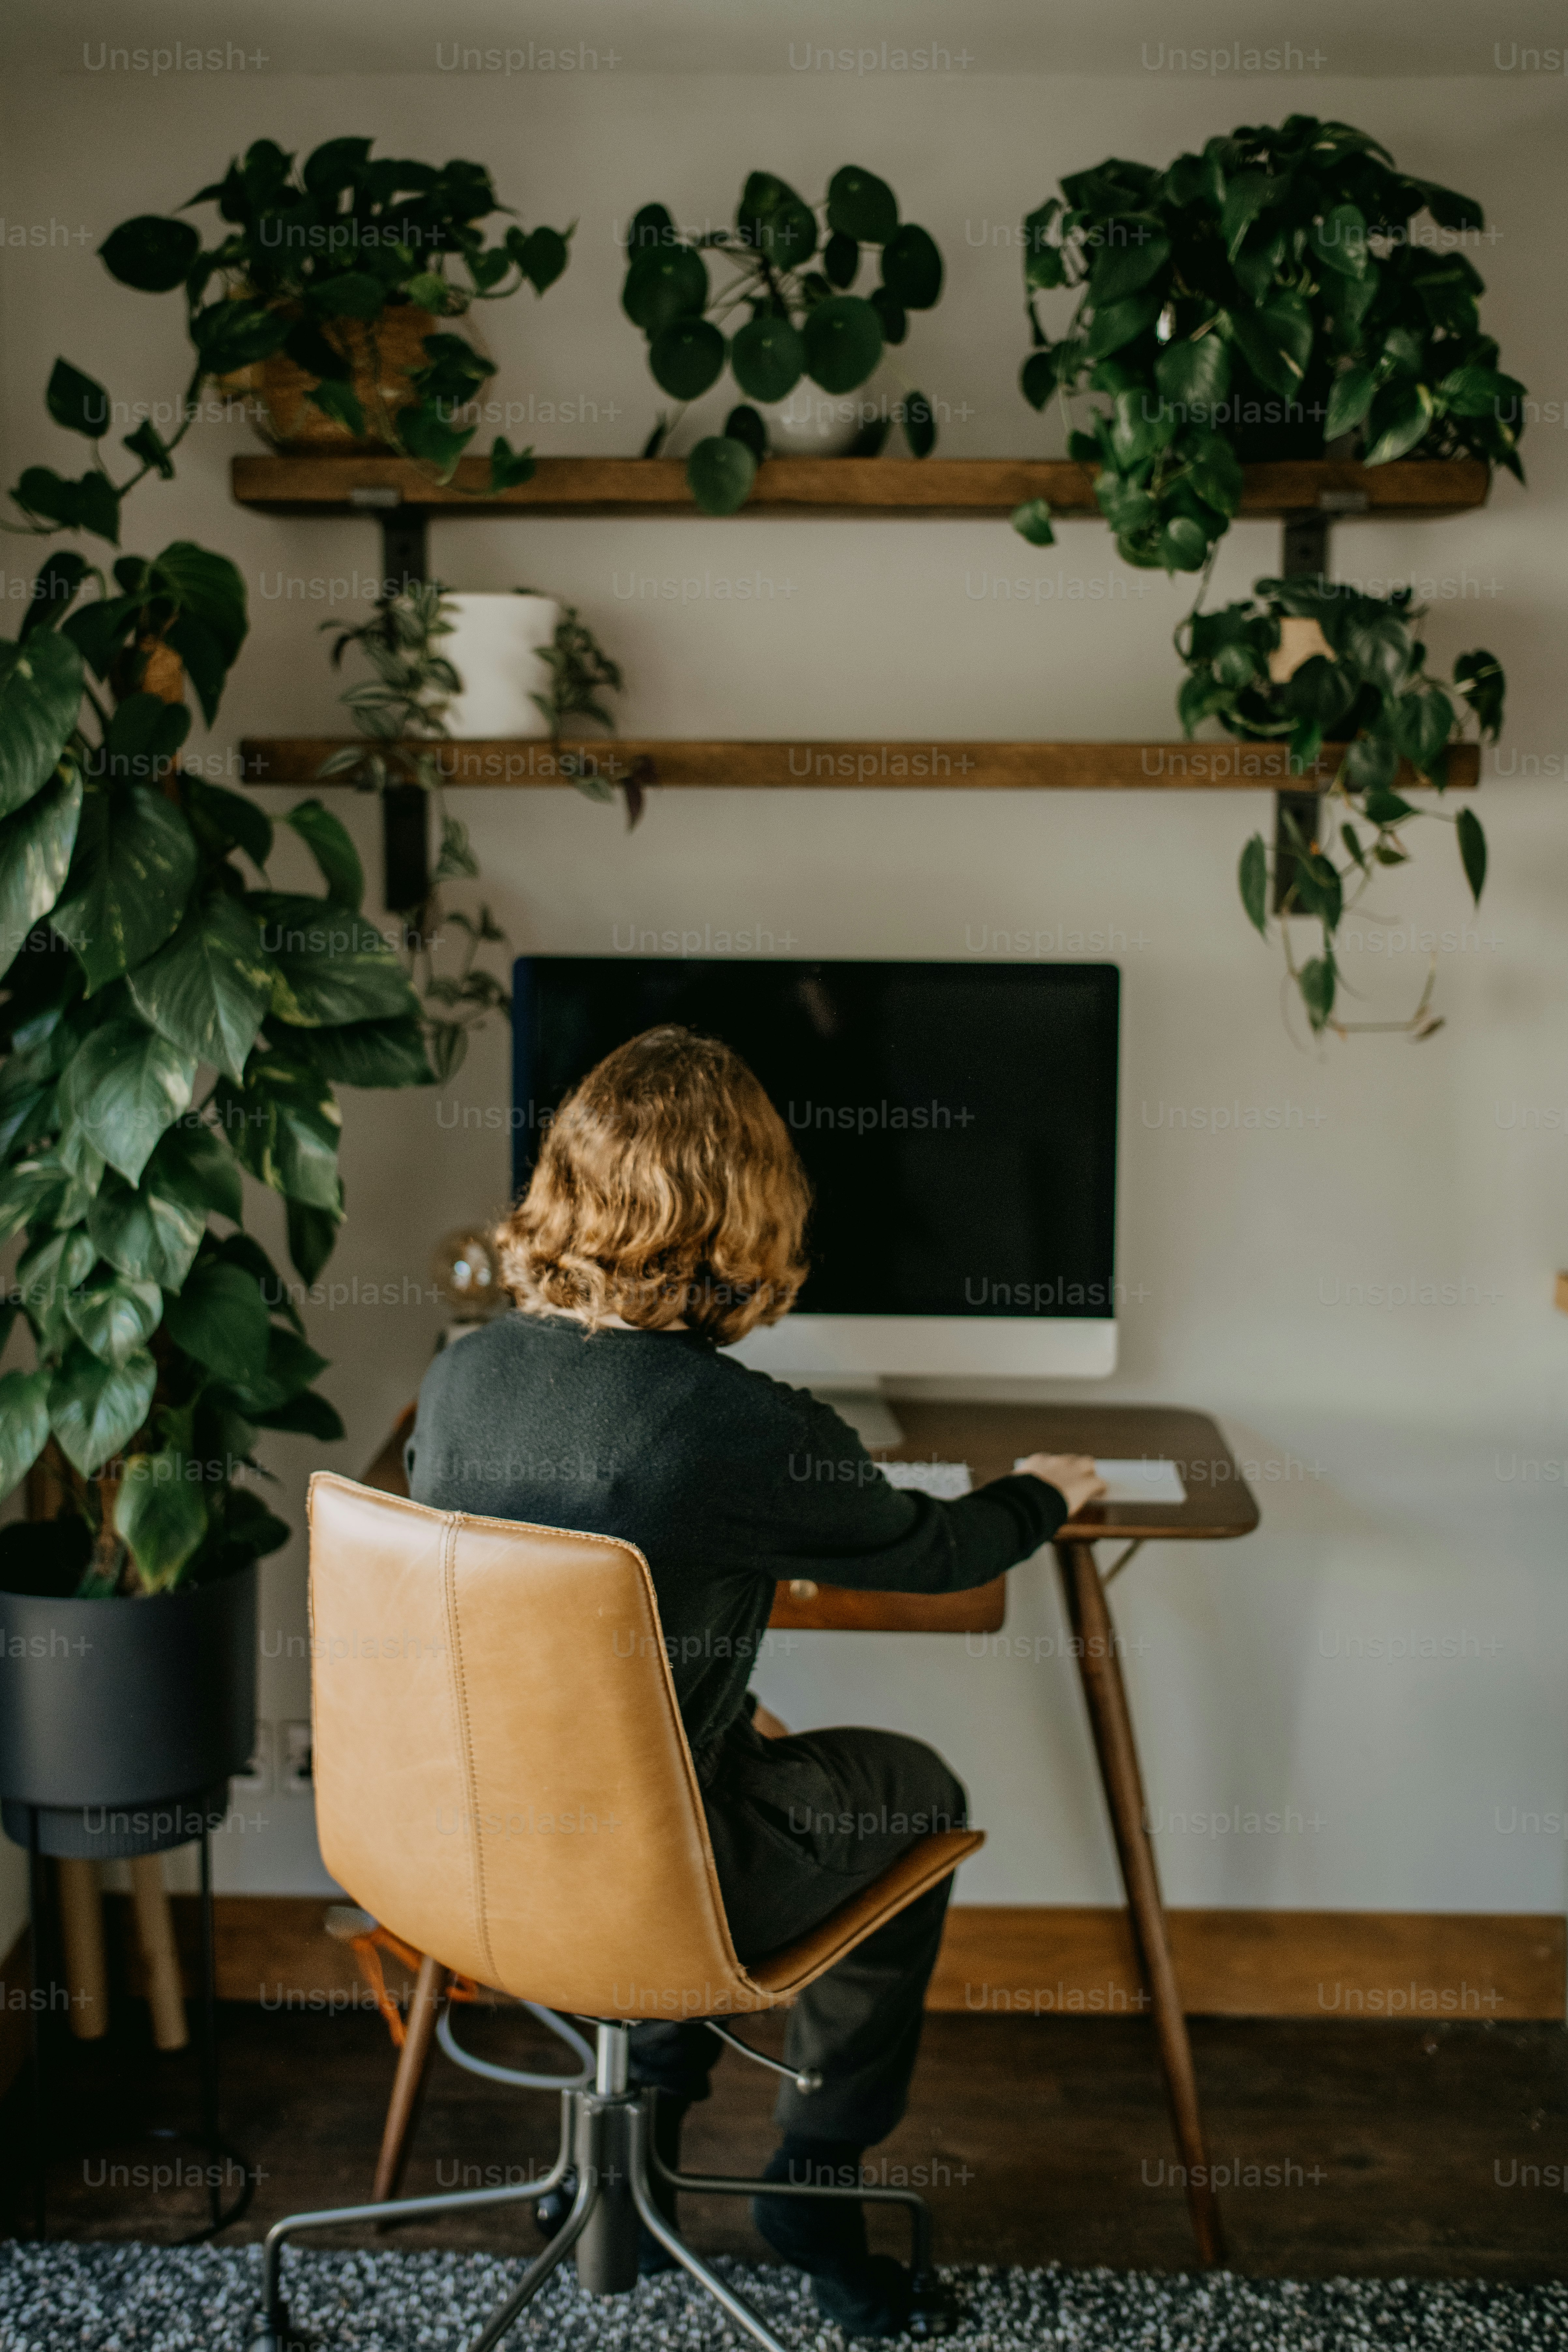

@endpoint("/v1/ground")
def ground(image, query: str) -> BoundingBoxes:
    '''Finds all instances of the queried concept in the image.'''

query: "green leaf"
[116,1451,208,1592]
[723,405,767,463]
[0,761,82,983]
[826,165,898,246]
[162,1258,272,1383]
[737,172,817,272]
[879,224,943,310]
[286,1199,340,1286]
[901,392,936,459]
[1020,350,1057,410]
[1159,515,1211,573]
[184,776,273,868]
[251,1387,345,1441]
[1229,301,1313,395]
[1238,835,1269,937]
[144,1117,244,1226]
[648,318,726,402]
[214,1050,342,1209]
[1456,806,1487,904]
[1084,288,1162,360]
[11,467,120,544]
[686,436,756,516]
[801,295,882,394]
[283,798,364,910]
[87,1170,204,1290]
[252,893,418,1028]
[19,551,89,642]
[126,893,274,1082]
[1391,688,1454,777]
[1155,335,1230,418]
[1311,203,1368,279]
[1298,957,1337,1033]
[0,634,83,820]
[1184,431,1244,517]
[215,1323,328,1416]
[1220,171,1270,259]
[212,1231,300,1330]
[1326,364,1377,443]
[1360,778,1413,823]
[50,783,196,992]
[307,378,368,440]
[622,244,708,333]
[59,1019,195,1186]
[397,402,474,480]
[46,361,112,440]
[0,1368,52,1502]
[1363,379,1435,467]
[1088,230,1170,308]
[48,1340,156,1476]
[488,436,536,493]
[18,1226,94,1351]
[286,1013,434,1089]
[868,288,907,348]
[99,214,200,293]
[515,224,570,293]
[730,316,805,404]
[1437,364,1519,420]
[823,231,860,289]
[151,541,247,668]
[1454,649,1505,742]
[64,1272,162,1368]
[308,270,385,319]
[1011,498,1055,548]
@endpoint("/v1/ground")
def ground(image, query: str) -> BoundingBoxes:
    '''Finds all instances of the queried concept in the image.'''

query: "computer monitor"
[511,957,1120,1380]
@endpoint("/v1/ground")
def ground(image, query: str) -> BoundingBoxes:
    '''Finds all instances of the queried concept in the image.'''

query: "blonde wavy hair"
[496,1025,811,1345]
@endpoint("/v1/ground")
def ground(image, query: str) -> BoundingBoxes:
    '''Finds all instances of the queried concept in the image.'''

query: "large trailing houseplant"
[81,138,571,492]
[1012,117,1526,568]
[0,347,434,1601]
[1176,574,1504,1034]
[623,166,945,512]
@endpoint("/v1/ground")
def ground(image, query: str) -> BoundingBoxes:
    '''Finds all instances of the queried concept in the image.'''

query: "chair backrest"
[307,1472,759,2018]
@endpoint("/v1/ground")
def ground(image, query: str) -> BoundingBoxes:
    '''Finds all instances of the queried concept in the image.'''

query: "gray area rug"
[2,2242,1567,2350]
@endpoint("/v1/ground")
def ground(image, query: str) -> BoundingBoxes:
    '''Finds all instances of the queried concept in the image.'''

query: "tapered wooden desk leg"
[1054,1541,1226,2267]
[372,1954,450,2204]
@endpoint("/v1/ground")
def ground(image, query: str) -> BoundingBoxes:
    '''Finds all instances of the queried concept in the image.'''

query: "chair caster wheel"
[906,2271,960,2339]
[534,2168,578,2239]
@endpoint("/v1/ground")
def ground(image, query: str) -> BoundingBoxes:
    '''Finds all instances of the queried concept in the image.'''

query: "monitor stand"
[806,1381,906,1452]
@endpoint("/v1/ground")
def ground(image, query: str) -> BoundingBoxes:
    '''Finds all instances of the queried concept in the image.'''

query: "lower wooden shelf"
[241,738,1481,792]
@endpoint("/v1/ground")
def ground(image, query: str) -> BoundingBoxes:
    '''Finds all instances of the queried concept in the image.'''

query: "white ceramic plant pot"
[441,593,560,739]
[752,380,865,456]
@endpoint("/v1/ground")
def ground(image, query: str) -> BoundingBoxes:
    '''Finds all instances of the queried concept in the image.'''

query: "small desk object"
[770,1401,1259,2268]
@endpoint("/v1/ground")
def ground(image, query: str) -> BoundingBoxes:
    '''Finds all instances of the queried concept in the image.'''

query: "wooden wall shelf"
[231,454,1490,521]
[241,738,1480,792]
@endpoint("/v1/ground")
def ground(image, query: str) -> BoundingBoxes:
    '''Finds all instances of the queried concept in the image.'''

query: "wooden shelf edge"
[230,453,1491,520]
[239,739,1481,792]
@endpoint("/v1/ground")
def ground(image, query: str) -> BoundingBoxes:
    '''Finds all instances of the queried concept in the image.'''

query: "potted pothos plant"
[1011,116,1526,567]
[0,342,433,1855]
[80,137,571,492]
[622,166,945,512]
[317,583,630,1079]
[1175,574,1504,1035]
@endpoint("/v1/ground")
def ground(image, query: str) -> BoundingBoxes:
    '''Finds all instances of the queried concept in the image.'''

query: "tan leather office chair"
[250,1474,983,2352]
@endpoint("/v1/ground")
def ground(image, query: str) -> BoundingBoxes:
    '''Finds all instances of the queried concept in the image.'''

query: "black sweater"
[405,1312,1067,1754]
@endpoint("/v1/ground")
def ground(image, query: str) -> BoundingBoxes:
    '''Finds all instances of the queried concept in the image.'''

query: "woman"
[406,1024,1103,2336]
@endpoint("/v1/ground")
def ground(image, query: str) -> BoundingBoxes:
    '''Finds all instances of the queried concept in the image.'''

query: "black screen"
[511,959,1118,1320]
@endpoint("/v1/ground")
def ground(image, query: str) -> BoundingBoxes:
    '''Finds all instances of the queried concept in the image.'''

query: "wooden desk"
[772,1401,1259,2268]
[362,1396,1257,2263]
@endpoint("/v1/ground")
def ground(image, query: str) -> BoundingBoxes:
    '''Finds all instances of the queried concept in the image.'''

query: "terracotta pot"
[250,303,482,454]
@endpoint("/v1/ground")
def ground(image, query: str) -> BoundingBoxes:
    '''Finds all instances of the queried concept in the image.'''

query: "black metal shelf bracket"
[347,493,432,916]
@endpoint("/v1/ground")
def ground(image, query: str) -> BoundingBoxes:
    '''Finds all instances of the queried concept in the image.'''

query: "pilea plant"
[0,344,435,1594]
[88,137,570,493]
[1176,574,1503,1034]
[1011,117,1525,569]
[623,166,945,512]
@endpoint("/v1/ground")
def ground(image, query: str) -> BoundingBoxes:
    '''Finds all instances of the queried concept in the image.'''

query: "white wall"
[2,51,1565,1936]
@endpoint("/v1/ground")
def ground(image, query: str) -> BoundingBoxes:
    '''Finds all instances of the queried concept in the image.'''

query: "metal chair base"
[248,2023,954,2352]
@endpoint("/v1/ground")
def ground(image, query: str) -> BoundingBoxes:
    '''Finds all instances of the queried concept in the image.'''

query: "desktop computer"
[510,957,1120,1394]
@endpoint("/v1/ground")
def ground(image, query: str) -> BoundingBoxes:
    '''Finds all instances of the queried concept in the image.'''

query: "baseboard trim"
[102,1896,1568,2024]
[927,1905,1566,2020]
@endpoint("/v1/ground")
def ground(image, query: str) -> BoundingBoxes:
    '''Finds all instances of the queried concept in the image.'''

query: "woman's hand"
[1018,1453,1106,1518]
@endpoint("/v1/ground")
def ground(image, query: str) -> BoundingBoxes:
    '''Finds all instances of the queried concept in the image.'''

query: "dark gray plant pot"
[0,1563,257,1860]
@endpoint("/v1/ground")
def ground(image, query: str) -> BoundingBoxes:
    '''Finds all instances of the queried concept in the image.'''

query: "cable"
[437,2000,595,2089]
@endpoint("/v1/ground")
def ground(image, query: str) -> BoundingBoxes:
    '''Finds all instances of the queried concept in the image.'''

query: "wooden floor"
[3,2001,1566,2280]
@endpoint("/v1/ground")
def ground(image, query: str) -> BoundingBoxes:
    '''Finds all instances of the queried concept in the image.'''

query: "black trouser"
[629,1711,967,2145]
